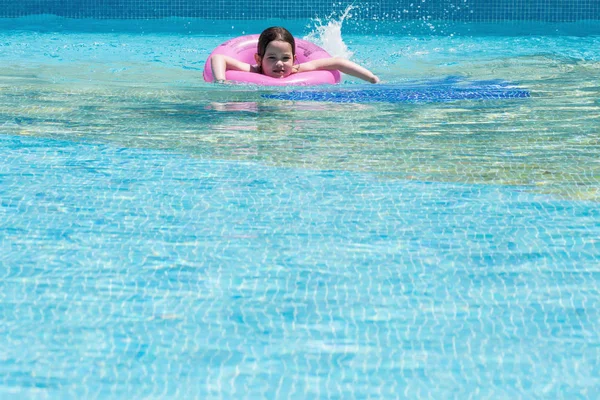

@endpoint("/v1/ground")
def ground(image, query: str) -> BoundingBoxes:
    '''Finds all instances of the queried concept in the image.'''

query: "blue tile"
[0,0,598,21]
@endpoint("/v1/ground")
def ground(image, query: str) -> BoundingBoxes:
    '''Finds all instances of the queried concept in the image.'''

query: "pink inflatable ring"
[203,34,341,86]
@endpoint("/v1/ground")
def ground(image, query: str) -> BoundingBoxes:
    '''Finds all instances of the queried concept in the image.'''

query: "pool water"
[1,16,600,398]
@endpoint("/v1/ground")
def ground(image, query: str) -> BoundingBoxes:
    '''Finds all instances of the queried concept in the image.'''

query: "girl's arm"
[297,57,380,83]
[210,54,253,82]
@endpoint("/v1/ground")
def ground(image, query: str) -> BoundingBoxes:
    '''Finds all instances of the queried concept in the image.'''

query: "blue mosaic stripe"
[0,0,598,21]
[262,80,531,104]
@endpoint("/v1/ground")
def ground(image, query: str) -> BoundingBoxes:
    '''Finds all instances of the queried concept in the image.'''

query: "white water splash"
[304,5,355,59]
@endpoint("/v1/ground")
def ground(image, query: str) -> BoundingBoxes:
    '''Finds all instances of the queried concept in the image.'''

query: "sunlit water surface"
[2,18,600,199]
[1,17,600,399]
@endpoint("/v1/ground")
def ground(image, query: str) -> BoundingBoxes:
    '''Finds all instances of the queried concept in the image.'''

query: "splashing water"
[304,5,355,59]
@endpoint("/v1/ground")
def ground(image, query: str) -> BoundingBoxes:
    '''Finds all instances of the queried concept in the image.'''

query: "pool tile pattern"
[0,0,598,21]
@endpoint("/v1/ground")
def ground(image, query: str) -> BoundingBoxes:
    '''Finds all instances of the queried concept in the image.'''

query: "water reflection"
[1,56,599,201]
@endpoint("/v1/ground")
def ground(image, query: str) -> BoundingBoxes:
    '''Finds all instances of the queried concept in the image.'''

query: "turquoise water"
[1,17,600,398]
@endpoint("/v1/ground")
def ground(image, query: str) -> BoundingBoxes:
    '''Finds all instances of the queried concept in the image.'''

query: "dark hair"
[257,26,295,57]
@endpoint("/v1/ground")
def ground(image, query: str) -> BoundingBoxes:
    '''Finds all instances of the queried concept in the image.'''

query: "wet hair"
[257,26,296,58]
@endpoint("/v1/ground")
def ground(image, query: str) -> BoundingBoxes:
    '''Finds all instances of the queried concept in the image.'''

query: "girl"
[210,26,380,84]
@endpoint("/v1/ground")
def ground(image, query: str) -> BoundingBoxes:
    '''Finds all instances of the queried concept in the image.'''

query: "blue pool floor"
[262,78,530,104]
[1,134,600,398]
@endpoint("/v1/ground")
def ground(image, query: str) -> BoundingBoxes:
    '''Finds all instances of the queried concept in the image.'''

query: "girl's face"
[256,40,296,78]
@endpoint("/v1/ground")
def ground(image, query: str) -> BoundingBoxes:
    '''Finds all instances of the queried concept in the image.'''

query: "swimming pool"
[1,2,600,398]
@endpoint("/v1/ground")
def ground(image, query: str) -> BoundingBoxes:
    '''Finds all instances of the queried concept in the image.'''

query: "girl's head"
[255,27,297,79]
